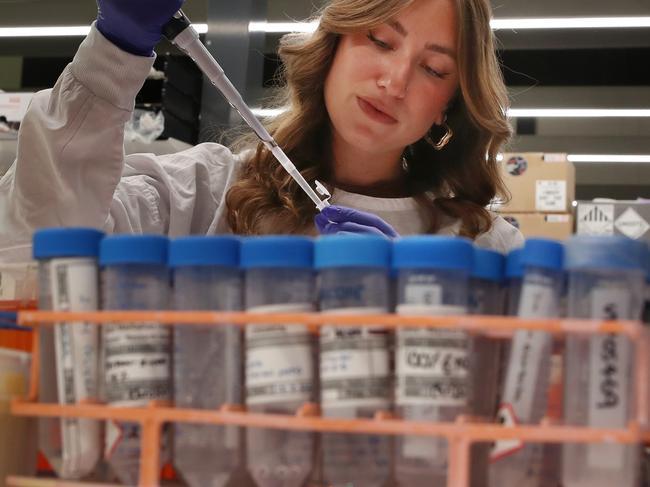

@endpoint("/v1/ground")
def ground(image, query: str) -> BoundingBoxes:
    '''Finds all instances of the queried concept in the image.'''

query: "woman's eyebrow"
[388,20,456,60]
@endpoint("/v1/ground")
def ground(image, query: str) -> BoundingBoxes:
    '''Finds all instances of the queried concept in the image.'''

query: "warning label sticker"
[614,207,649,239]
[0,272,16,300]
[576,204,614,235]
[490,403,524,462]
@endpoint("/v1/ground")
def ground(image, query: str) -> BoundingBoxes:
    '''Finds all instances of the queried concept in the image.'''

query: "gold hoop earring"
[424,123,453,150]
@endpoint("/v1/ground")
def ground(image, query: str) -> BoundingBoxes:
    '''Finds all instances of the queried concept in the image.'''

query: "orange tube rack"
[6,310,650,487]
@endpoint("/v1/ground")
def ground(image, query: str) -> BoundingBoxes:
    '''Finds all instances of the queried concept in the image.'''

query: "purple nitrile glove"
[314,205,400,238]
[96,0,185,57]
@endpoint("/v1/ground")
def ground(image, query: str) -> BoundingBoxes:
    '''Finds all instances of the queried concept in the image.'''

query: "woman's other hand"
[96,0,185,56]
[315,205,399,238]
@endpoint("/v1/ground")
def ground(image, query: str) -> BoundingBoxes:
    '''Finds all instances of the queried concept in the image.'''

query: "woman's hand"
[315,205,400,238]
[96,0,185,56]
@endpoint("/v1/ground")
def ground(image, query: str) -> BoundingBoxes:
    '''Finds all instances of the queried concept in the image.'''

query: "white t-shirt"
[0,24,523,260]
[331,189,523,253]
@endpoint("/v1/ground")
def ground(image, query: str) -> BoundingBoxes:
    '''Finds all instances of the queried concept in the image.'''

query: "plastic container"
[0,347,36,481]
[241,236,316,487]
[490,238,564,487]
[562,236,648,487]
[0,245,38,307]
[505,248,524,316]
[169,236,251,487]
[33,228,104,480]
[392,236,474,487]
[468,248,505,487]
[315,235,392,487]
[99,235,170,486]
[0,246,37,353]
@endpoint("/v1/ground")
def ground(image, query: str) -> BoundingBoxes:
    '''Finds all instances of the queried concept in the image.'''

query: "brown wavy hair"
[226,0,511,237]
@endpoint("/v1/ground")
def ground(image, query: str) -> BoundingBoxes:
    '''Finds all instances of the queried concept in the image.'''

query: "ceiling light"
[252,107,650,119]
[248,21,318,34]
[508,109,650,118]
[1,17,647,38]
[498,153,650,164]
[491,17,650,30]
[249,16,650,33]
[0,24,208,38]
[0,26,91,37]
[568,155,650,163]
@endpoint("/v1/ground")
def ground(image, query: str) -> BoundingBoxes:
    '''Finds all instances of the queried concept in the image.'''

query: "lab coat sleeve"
[107,143,243,236]
[474,214,525,254]
[0,24,241,249]
[0,23,154,247]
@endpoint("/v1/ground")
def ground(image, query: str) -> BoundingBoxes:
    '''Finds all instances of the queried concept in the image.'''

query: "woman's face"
[324,0,460,158]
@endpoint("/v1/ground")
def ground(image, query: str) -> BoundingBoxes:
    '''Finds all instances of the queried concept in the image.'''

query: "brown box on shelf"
[575,200,650,244]
[501,213,574,240]
[494,153,575,213]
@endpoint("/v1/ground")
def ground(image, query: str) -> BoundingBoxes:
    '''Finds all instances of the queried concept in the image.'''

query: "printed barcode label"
[395,303,468,407]
[320,307,390,410]
[103,323,171,406]
[246,303,314,405]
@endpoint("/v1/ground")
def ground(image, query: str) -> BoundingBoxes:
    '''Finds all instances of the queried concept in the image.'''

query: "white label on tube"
[0,271,16,300]
[320,307,390,410]
[517,278,557,319]
[587,287,631,469]
[395,302,468,407]
[50,258,100,478]
[246,303,314,406]
[492,279,555,462]
[103,323,171,407]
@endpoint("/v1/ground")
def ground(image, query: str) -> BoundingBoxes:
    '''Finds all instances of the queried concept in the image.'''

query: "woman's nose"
[377,59,412,99]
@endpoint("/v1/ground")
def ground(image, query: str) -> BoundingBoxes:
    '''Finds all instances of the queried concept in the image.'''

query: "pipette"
[162,11,331,211]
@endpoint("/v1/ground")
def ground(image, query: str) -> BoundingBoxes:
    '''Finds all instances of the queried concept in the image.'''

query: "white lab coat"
[0,24,523,261]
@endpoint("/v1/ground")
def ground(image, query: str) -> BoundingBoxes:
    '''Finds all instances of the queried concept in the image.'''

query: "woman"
[0,0,523,253]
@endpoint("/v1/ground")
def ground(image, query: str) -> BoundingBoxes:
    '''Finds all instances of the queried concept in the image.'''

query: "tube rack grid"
[5,310,650,487]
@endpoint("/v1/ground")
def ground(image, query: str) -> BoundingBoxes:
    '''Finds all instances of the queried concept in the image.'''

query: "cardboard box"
[495,153,575,213]
[575,200,650,244]
[501,213,574,240]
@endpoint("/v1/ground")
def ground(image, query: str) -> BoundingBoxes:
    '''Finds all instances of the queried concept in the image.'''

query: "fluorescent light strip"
[252,107,650,119]
[509,109,650,118]
[249,16,650,33]
[568,154,650,163]
[0,23,208,38]
[248,21,318,33]
[499,153,650,163]
[491,16,650,30]
[0,26,91,37]
[1,17,648,38]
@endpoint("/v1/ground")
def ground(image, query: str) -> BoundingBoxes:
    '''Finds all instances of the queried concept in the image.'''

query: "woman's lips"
[357,97,398,125]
